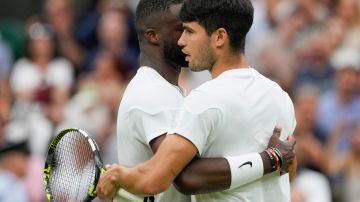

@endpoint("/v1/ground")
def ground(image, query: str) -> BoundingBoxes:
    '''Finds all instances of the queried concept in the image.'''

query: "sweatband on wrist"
[225,152,264,190]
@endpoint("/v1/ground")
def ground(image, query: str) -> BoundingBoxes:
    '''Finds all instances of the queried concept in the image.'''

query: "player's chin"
[189,64,205,72]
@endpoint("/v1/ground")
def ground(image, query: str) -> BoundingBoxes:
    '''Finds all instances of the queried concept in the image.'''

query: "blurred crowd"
[0,0,359,201]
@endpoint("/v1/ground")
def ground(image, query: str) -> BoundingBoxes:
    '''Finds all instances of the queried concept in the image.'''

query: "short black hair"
[180,0,254,53]
[135,0,184,33]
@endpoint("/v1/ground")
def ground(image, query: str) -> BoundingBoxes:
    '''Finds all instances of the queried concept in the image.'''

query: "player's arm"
[96,134,198,198]
[150,128,296,194]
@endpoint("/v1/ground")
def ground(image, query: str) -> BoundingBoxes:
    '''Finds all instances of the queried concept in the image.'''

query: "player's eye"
[183,28,193,34]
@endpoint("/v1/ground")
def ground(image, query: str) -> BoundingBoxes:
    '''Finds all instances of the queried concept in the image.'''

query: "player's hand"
[96,164,122,200]
[281,135,296,174]
[267,127,296,173]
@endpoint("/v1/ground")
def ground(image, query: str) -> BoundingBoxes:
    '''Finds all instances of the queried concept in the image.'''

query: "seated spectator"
[8,22,73,157]
[10,22,74,106]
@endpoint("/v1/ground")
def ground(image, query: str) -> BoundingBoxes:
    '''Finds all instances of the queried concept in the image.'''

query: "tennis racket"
[43,128,143,202]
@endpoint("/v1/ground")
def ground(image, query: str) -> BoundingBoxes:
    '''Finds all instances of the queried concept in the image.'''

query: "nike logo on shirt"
[238,161,253,168]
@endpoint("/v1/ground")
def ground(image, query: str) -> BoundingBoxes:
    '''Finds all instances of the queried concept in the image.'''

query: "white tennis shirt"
[116,66,189,202]
[168,67,296,202]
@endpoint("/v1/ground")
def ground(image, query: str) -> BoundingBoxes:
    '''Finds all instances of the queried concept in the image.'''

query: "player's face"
[178,21,215,72]
[162,4,188,68]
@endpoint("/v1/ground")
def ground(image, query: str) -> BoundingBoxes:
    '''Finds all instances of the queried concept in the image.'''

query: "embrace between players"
[96,0,297,201]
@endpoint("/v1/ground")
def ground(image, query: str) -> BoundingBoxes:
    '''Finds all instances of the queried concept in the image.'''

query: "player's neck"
[139,52,181,85]
[210,53,249,79]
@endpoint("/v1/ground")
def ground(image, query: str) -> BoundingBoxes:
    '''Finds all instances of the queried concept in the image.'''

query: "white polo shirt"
[169,67,296,202]
[116,66,190,202]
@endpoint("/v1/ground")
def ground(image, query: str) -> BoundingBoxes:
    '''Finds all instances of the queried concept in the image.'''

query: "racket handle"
[116,189,144,202]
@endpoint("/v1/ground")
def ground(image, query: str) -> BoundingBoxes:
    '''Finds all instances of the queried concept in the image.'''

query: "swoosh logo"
[238,161,253,168]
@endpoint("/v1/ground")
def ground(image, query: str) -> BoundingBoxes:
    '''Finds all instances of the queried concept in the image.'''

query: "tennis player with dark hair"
[98,0,296,201]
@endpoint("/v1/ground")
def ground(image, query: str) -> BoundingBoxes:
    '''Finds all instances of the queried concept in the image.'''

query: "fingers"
[268,126,282,148]
[106,164,118,170]
[287,135,297,146]
[284,153,295,164]
[96,167,120,200]
[287,134,295,141]
[272,127,282,138]
[281,148,295,174]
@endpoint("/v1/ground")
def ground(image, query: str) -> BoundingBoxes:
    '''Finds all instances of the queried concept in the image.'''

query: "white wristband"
[225,152,264,190]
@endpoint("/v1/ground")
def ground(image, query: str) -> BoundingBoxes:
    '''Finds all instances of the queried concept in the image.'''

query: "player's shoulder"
[181,81,223,114]
[255,69,289,96]
[120,67,184,113]
[126,67,169,93]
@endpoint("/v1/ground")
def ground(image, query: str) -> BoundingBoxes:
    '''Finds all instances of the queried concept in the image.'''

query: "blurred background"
[0,0,359,201]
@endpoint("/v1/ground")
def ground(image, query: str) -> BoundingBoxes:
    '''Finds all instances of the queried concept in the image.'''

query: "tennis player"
[98,0,296,201]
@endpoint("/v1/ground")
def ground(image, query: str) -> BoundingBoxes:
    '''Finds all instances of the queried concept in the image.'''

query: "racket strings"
[49,131,96,202]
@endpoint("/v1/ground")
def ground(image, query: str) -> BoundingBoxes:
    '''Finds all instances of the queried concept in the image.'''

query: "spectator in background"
[0,34,13,79]
[323,17,348,53]
[247,10,307,94]
[7,22,74,157]
[75,0,138,55]
[0,33,13,123]
[326,122,360,202]
[290,164,332,202]
[334,0,360,51]
[295,29,335,94]
[125,0,140,14]
[44,0,138,78]
[58,50,125,164]
[0,113,6,145]
[290,85,332,202]
[316,47,360,147]
[82,9,138,79]
[293,85,326,171]
[10,22,74,105]
[335,0,359,28]
[44,0,85,69]
[0,140,30,202]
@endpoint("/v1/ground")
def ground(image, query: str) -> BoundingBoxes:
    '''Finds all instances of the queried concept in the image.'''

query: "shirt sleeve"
[127,108,178,144]
[168,93,223,156]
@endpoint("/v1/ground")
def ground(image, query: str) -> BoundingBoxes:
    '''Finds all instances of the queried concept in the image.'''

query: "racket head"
[44,128,105,202]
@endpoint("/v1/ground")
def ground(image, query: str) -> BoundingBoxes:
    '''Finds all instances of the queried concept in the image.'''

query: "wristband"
[265,149,277,171]
[271,147,283,167]
[225,152,264,190]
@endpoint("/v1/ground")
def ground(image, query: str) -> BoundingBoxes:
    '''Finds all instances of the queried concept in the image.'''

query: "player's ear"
[144,28,160,45]
[213,28,227,48]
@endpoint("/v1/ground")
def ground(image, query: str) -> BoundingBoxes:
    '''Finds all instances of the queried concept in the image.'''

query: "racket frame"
[44,128,105,202]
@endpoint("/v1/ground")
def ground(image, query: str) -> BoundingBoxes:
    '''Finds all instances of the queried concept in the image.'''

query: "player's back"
[185,67,296,202]
[116,66,188,202]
